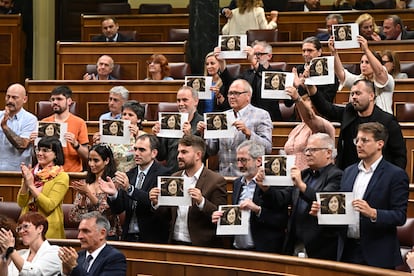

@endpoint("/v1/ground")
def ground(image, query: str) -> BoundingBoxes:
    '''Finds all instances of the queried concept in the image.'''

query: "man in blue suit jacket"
[91,17,134,42]
[212,140,289,253]
[59,211,126,276]
[337,122,409,269]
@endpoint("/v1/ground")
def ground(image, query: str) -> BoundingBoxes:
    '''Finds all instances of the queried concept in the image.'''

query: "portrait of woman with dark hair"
[221,36,241,51]
[161,178,184,197]
[38,122,60,139]
[161,114,181,130]
[334,25,352,41]
[264,72,286,90]
[220,206,242,226]
[264,156,287,176]
[189,77,206,92]
[310,58,329,76]
[320,193,346,214]
[102,120,124,136]
[207,114,228,130]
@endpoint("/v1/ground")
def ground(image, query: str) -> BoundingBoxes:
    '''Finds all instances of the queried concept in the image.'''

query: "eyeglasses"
[236,158,252,164]
[16,223,31,232]
[228,91,248,97]
[353,137,374,145]
[254,52,268,57]
[35,147,53,154]
[303,148,328,154]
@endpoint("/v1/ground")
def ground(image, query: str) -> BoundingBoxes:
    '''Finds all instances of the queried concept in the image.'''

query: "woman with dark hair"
[161,114,180,130]
[103,120,124,136]
[221,36,241,51]
[264,157,286,176]
[265,73,285,90]
[39,123,60,138]
[220,207,241,225]
[311,58,328,76]
[207,114,227,130]
[321,194,345,214]
[190,78,205,92]
[18,136,68,239]
[381,50,408,79]
[94,100,146,172]
[334,25,352,41]
[145,54,173,80]
[69,144,122,240]
[0,212,61,275]
[161,178,184,197]
[328,34,394,114]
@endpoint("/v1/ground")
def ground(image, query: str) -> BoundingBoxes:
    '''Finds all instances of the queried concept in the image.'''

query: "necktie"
[83,255,93,272]
[136,171,145,190]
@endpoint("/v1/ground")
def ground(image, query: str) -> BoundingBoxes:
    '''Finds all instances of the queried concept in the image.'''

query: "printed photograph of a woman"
[220,206,242,226]
[160,178,184,197]
[310,58,328,77]
[38,122,60,139]
[264,72,286,90]
[320,193,346,214]
[264,156,287,176]
[334,25,352,41]
[102,120,124,136]
[206,114,228,130]
[160,113,181,130]
[221,36,241,51]
[188,77,206,92]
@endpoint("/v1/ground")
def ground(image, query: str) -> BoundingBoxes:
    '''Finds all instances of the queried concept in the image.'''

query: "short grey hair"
[326,13,343,23]
[232,79,253,97]
[237,140,265,159]
[81,211,110,236]
[308,132,337,159]
[178,85,199,101]
[251,40,272,54]
[109,86,129,101]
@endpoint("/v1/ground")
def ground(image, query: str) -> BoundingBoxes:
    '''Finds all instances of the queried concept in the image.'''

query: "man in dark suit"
[59,211,126,276]
[101,134,171,243]
[91,17,134,42]
[212,140,289,253]
[284,133,342,260]
[382,15,414,40]
[82,55,117,80]
[149,135,227,247]
[308,79,406,170]
[337,122,408,269]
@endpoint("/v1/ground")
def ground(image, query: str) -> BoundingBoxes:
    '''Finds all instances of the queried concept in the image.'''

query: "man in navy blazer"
[337,122,408,269]
[59,211,126,276]
[212,140,289,253]
[91,17,134,42]
[102,134,171,243]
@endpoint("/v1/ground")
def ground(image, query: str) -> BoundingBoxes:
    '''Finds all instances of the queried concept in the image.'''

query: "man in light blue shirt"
[0,83,37,170]
[99,86,129,120]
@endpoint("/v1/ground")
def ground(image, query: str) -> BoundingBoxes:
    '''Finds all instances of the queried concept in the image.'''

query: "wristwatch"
[4,246,15,260]
[127,185,134,193]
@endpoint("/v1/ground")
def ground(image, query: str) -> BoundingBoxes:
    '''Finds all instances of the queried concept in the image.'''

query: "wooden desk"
[56,42,187,80]
[0,15,24,92]
[50,239,407,276]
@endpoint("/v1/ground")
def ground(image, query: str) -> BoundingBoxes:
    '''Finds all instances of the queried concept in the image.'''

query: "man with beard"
[39,85,88,172]
[0,0,17,14]
[0,83,37,170]
[212,140,289,253]
[308,79,406,170]
[149,135,227,247]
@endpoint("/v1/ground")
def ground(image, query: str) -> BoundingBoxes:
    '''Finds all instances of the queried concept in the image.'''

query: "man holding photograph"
[283,133,342,260]
[212,140,289,253]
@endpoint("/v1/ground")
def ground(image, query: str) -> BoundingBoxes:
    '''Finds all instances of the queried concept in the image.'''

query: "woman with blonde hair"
[222,0,278,35]
[355,13,383,41]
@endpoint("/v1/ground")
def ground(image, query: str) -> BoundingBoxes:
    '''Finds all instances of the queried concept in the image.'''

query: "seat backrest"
[0,201,21,222]
[395,102,414,122]
[269,62,287,71]
[168,28,189,42]
[246,29,278,45]
[169,62,191,79]
[279,101,296,121]
[86,64,121,80]
[226,63,241,77]
[97,3,131,14]
[36,101,78,120]
[62,203,80,239]
[138,3,172,14]
[155,102,178,120]
[118,30,137,42]
[400,62,414,78]
[343,63,361,75]
[373,0,395,9]
[396,218,414,272]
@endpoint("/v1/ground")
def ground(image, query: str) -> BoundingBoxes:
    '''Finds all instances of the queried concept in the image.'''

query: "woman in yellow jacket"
[17,136,69,239]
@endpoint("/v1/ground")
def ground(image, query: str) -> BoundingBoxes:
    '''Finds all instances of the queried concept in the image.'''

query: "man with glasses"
[212,140,289,253]
[98,86,129,120]
[308,79,406,170]
[199,79,272,176]
[34,85,89,172]
[283,133,342,259]
[0,83,37,171]
[312,122,408,269]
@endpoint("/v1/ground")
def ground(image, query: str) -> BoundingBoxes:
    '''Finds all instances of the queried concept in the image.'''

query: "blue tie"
[83,255,93,272]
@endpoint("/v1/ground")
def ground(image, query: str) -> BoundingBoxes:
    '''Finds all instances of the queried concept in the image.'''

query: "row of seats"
[96,3,172,15]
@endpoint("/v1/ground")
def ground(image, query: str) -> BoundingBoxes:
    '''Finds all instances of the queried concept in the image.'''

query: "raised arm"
[358,35,388,85]
[328,36,345,83]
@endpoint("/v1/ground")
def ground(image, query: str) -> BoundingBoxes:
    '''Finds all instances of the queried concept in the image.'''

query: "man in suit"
[149,135,227,247]
[59,211,126,276]
[308,79,406,170]
[201,79,273,177]
[382,15,414,40]
[83,55,117,80]
[336,122,408,268]
[92,17,134,42]
[101,134,171,243]
[284,133,342,260]
[316,14,344,41]
[212,140,289,253]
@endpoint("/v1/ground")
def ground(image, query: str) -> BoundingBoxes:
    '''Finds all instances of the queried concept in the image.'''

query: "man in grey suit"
[382,15,414,40]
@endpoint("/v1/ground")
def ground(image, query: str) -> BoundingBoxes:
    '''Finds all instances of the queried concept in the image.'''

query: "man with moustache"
[100,134,171,243]
[38,85,89,172]
[0,83,37,170]
[212,140,289,253]
[149,135,227,247]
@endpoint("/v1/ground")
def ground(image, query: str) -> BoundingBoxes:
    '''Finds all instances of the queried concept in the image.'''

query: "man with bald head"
[83,55,117,80]
[0,83,37,170]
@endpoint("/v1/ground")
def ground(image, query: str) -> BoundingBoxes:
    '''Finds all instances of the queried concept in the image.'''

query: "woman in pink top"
[284,84,335,170]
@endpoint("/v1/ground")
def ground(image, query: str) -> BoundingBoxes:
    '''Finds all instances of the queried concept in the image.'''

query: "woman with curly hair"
[69,144,122,240]
[145,54,173,80]
[222,0,278,35]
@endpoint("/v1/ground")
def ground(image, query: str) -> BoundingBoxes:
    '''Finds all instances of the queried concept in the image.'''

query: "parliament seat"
[401,62,414,78]
[118,30,137,42]
[138,4,172,14]
[226,63,241,77]
[155,102,178,120]
[269,62,287,71]
[86,64,121,80]
[169,62,191,79]
[246,29,278,45]
[97,3,131,14]
[168,28,189,42]
[280,101,296,121]
[395,102,414,122]
[397,218,414,272]
[36,101,78,120]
